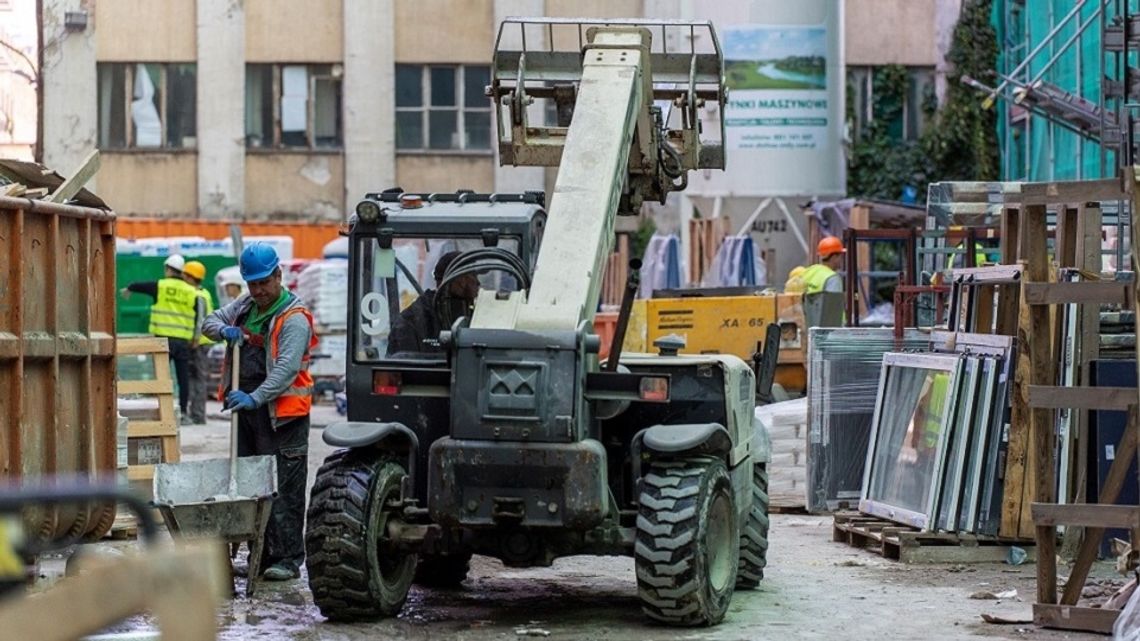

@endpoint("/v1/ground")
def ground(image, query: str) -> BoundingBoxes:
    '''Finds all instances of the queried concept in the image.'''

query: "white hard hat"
[164,254,186,272]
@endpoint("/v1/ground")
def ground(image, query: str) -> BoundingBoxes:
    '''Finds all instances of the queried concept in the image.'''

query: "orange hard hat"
[182,260,207,282]
[818,236,845,258]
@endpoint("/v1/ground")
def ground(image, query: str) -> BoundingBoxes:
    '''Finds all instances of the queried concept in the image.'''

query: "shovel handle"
[229,340,241,494]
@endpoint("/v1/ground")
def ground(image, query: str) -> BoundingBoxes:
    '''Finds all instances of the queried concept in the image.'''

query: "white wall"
[196,0,245,218]
[344,0,395,208]
[41,0,97,183]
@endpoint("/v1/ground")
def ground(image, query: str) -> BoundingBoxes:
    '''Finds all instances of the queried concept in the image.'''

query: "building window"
[395,64,492,152]
[245,64,343,149]
[847,65,935,142]
[97,63,197,149]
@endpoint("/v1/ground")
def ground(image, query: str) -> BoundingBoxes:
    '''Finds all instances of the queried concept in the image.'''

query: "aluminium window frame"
[246,63,343,151]
[99,62,196,150]
[395,64,493,153]
[958,356,1000,533]
[860,351,964,531]
[935,355,983,533]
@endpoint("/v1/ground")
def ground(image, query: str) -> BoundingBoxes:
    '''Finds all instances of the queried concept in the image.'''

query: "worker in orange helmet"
[800,236,845,295]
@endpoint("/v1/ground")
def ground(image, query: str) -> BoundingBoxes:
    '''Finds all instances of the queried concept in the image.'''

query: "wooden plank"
[1026,204,1056,543]
[1024,281,1129,306]
[163,434,180,464]
[1037,522,1058,606]
[1032,503,1140,529]
[1016,178,1127,205]
[1034,603,1121,634]
[47,149,100,204]
[116,336,171,356]
[1000,206,1020,264]
[126,420,178,438]
[1060,406,1140,606]
[900,544,1033,565]
[117,380,173,396]
[1028,386,1137,411]
[127,465,155,481]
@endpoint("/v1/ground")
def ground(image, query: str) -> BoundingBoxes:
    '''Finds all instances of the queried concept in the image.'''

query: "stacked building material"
[296,259,349,331]
[755,398,808,509]
[806,327,929,513]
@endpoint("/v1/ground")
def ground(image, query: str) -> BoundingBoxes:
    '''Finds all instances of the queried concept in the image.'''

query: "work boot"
[262,562,299,581]
[179,414,193,426]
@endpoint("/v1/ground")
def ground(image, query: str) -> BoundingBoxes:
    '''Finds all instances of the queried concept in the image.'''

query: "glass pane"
[97,63,128,149]
[280,65,309,147]
[396,111,423,149]
[866,365,955,516]
[314,76,342,148]
[428,110,458,149]
[906,68,935,141]
[430,66,456,106]
[464,110,491,149]
[396,65,422,107]
[165,64,196,148]
[355,236,523,362]
[245,65,274,147]
[464,66,490,108]
[132,63,163,148]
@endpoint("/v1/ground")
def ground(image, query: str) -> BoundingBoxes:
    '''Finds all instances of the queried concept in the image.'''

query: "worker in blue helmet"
[202,242,318,581]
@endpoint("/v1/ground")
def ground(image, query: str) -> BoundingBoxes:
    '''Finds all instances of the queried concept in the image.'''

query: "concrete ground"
[89,402,1115,640]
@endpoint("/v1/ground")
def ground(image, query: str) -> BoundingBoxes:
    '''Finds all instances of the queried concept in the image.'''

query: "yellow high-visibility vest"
[801,264,838,294]
[149,277,198,340]
[196,288,216,346]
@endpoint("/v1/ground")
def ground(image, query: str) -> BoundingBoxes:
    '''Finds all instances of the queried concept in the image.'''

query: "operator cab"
[349,189,546,363]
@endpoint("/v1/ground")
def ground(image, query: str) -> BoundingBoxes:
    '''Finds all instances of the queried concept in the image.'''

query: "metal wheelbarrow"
[153,340,278,596]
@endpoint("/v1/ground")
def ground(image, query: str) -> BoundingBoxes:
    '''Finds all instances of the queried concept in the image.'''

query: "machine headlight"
[356,200,383,223]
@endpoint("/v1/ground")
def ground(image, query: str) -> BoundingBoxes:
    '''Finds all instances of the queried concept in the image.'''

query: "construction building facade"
[38,0,955,221]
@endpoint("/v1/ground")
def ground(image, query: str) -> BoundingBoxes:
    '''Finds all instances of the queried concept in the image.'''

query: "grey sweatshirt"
[202,292,314,421]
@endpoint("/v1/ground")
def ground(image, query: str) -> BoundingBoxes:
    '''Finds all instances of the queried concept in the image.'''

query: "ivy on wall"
[847,0,999,200]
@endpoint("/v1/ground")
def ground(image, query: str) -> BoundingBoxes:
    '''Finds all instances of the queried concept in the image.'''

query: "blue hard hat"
[239,242,280,282]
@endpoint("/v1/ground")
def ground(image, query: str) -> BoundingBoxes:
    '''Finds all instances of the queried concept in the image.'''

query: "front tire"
[305,451,417,621]
[736,462,770,589]
[635,458,739,626]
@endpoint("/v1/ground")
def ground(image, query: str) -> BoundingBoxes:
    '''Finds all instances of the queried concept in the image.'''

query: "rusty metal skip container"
[0,195,118,541]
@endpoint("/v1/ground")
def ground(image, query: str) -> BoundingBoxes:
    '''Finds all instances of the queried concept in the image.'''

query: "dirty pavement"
[66,403,1107,641]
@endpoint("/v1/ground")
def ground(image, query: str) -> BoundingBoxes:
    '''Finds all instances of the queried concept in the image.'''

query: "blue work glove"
[220,326,244,343]
[225,390,257,412]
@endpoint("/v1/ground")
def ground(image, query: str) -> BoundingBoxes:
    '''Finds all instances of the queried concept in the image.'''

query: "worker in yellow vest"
[182,260,215,425]
[801,236,845,295]
[120,254,200,424]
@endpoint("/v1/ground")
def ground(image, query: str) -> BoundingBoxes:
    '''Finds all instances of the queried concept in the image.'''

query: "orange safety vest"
[217,305,320,420]
[270,307,320,419]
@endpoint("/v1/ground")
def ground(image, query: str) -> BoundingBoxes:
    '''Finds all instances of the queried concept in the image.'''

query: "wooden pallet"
[117,336,180,483]
[832,512,1035,564]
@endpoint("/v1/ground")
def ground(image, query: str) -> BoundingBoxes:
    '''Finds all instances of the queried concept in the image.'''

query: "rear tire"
[305,450,417,621]
[635,458,738,626]
[414,552,472,589]
[736,462,770,589]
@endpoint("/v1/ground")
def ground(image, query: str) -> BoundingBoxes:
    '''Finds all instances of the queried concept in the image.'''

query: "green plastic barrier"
[116,255,237,334]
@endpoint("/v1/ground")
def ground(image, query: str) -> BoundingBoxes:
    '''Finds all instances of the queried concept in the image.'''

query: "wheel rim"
[706,490,733,592]
[374,482,413,590]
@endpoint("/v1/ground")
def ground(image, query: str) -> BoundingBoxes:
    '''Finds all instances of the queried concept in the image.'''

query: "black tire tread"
[736,462,770,589]
[635,459,737,626]
[305,450,413,621]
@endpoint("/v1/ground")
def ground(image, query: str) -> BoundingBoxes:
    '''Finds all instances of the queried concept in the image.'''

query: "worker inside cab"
[387,251,480,355]
[801,236,845,295]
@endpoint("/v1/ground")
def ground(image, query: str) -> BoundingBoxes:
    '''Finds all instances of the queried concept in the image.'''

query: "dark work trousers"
[234,337,308,572]
[187,345,211,424]
[166,337,192,415]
